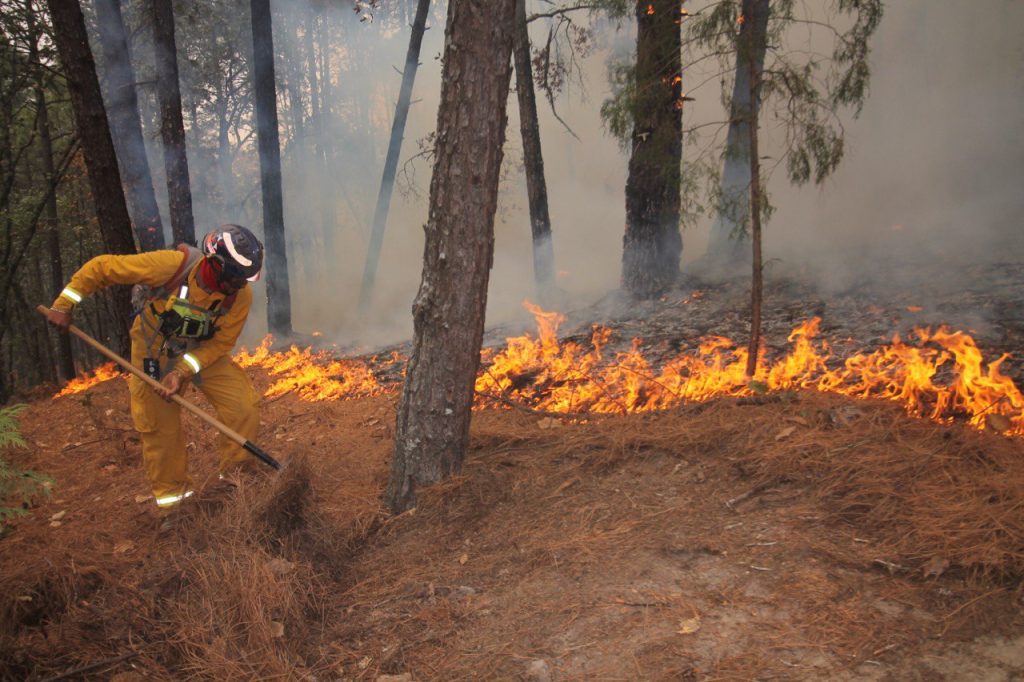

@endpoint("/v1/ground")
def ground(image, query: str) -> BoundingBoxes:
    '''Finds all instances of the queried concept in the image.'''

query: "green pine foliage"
[599,0,882,234]
[1,404,53,525]
[687,0,883,187]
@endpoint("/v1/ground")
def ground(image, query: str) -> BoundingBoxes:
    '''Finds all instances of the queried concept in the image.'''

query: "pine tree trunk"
[621,0,683,300]
[743,0,766,378]
[21,264,55,384]
[251,0,293,336]
[152,0,195,246]
[316,14,334,254]
[215,80,236,213]
[28,5,75,381]
[93,0,165,251]
[386,0,516,514]
[358,0,431,312]
[45,0,134,356]
[513,0,555,301]
[706,0,769,271]
[304,10,330,268]
[36,76,76,382]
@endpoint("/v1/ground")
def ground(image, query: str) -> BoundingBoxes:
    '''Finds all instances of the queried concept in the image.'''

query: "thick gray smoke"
[96,0,1024,350]
[763,0,1024,294]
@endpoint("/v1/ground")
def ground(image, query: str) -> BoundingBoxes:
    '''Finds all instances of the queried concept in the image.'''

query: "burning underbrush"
[234,337,395,402]
[51,361,125,398]
[54,301,1024,441]
[472,304,1024,435]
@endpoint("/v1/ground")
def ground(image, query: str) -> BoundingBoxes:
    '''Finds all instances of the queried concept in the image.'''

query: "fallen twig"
[61,438,109,451]
[872,559,910,574]
[726,480,782,509]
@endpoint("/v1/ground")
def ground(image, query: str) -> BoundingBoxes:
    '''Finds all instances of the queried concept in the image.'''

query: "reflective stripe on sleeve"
[60,287,83,303]
[155,490,194,507]
[182,353,201,373]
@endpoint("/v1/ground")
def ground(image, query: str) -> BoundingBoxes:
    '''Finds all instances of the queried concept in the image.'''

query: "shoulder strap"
[156,244,204,298]
[151,244,239,313]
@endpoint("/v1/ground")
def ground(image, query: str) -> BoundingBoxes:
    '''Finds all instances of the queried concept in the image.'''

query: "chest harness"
[133,244,236,379]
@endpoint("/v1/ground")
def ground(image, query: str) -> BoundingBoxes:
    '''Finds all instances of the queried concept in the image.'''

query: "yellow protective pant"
[128,353,259,507]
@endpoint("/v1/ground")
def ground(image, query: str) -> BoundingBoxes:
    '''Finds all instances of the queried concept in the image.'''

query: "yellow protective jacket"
[51,250,253,377]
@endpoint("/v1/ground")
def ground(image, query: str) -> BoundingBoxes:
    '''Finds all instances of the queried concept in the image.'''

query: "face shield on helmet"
[202,224,264,285]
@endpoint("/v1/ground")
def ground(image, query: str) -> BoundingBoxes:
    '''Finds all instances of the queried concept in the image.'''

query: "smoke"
[755,0,1024,294]
[98,0,1023,351]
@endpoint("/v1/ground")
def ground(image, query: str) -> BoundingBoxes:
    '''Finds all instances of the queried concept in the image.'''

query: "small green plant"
[1,404,53,526]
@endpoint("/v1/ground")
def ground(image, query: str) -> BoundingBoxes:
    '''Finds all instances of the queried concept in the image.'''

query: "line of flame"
[236,339,385,402]
[51,304,1024,438]
[52,362,124,398]
[474,303,1024,435]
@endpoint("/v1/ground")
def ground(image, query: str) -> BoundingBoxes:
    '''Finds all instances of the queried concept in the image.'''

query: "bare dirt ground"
[2,267,1023,681]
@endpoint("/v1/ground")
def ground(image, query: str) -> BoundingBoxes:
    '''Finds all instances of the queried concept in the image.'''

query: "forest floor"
[2,261,1024,681]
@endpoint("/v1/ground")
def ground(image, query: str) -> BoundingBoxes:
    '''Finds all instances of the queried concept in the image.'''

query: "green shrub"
[1,404,53,526]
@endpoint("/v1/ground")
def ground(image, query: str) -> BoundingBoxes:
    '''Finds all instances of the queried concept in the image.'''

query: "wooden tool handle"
[38,304,281,470]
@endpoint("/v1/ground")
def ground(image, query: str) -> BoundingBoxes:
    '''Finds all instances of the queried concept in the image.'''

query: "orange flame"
[53,362,124,398]
[235,336,385,402]
[49,309,1024,439]
[475,303,1024,435]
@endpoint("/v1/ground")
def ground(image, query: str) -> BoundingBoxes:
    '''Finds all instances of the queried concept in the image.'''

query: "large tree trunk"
[706,0,769,272]
[251,0,293,336]
[358,0,431,313]
[385,0,516,514]
[152,0,195,246]
[621,0,683,300]
[45,0,134,356]
[513,0,555,302]
[93,0,165,251]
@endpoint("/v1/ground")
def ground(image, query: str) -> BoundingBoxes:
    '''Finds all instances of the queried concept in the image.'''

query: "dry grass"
[2,389,1023,680]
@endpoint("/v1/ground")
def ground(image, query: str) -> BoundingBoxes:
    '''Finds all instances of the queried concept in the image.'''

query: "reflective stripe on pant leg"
[155,490,194,507]
[128,373,193,502]
[195,356,260,472]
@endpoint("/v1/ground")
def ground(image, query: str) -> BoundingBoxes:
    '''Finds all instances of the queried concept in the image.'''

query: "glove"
[45,308,72,330]
[156,370,184,402]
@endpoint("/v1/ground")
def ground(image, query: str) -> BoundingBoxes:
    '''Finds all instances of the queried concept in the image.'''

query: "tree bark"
[316,12,334,255]
[358,0,431,313]
[93,0,165,251]
[706,0,769,271]
[36,75,76,383]
[28,3,75,381]
[152,0,195,246]
[386,0,516,514]
[621,0,683,300]
[45,0,134,356]
[303,9,330,270]
[251,0,293,336]
[513,0,555,302]
[742,0,767,377]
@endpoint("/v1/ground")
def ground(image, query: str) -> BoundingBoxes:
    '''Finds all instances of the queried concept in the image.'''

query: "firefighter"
[44,225,264,513]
